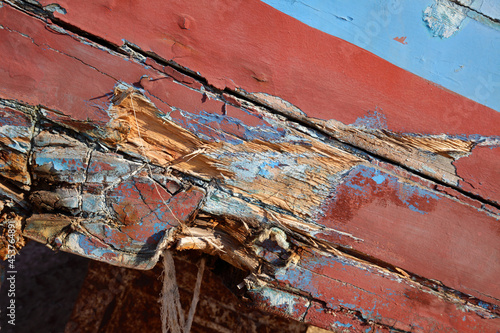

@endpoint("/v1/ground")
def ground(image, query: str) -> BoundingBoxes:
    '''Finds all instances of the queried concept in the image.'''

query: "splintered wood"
[1,86,498,332]
[0,2,499,331]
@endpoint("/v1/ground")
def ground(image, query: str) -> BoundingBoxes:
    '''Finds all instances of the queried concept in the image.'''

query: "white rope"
[161,250,185,333]
[160,250,206,333]
[184,256,206,333]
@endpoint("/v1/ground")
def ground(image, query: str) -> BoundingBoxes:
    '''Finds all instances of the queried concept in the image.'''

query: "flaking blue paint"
[477,300,498,311]
[333,321,353,328]
[275,265,320,297]
[203,189,274,226]
[261,0,500,112]
[218,151,309,185]
[35,157,85,172]
[174,109,287,144]
[371,174,385,185]
[257,160,280,178]
[0,125,31,153]
[341,165,440,214]
[275,254,387,320]
[423,0,471,38]
[74,232,115,258]
[252,286,304,316]
[34,155,87,183]
[86,153,141,184]
[354,109,388,129]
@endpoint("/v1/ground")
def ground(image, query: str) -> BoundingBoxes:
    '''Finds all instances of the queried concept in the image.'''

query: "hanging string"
[184,256,206,333]
[160,250,206,333]
[161,250,185,333]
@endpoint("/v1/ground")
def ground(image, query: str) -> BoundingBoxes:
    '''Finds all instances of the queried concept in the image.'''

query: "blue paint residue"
[276,251,392,322]
[254,286,301,316]
[36,157,85,172]
[371,174,385,185]
[275,265,320,296]
[257,160,280,178]
[173,109,287,144]
[340,302,357,310]
[477,300,496,311]
[333,321,353,328]
[76,233,114,258]
[354,110,388,129]
[343,165,440,215]
[423,0,469,38]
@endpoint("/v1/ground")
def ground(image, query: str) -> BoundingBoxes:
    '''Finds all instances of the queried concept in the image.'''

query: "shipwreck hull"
[0,0,499,332]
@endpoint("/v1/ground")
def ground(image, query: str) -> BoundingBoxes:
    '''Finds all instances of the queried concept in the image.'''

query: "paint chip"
[423,0,472,38]
[393,36,408,45]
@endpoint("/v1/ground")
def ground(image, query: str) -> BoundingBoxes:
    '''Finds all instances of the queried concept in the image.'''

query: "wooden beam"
[0,1,499,331]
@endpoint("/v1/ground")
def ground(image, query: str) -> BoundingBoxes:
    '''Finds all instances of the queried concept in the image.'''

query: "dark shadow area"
[0,241,89,333]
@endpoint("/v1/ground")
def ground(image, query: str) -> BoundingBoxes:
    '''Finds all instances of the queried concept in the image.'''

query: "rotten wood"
[0,1,499,332]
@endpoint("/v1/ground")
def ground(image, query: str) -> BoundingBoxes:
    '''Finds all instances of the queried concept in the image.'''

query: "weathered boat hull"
[0,0,499,332]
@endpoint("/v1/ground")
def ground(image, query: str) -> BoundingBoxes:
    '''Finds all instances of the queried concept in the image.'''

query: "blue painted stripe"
[261,0,500,112]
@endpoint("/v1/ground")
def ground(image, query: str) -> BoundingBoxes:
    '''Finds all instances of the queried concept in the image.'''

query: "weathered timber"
[65,253,309,333]
[1,1,499,332]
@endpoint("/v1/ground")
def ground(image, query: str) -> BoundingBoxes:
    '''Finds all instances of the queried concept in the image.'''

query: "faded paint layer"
[0,1,499,332]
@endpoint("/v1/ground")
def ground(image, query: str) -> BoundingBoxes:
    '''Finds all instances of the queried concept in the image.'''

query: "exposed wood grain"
[0,1,499,332]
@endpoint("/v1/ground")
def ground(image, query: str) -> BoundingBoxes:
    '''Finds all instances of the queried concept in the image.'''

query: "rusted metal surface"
[0,1,499,332]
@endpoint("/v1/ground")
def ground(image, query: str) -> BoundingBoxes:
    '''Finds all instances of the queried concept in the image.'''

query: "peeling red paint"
[393,36,408,44]
[1,3,496,202]
[277,250,500,332]
[107,174,204,245]
[304,302,377,332]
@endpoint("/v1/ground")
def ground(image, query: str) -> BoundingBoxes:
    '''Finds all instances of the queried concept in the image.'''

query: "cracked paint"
[0,1,499,332]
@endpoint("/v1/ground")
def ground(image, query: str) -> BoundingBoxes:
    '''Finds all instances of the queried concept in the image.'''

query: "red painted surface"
[37,0,500,137]
[454,146,500,204]
[317,165,500,306]
[0,5,267,134]
[279,250,500,332]
[0,9,110,124]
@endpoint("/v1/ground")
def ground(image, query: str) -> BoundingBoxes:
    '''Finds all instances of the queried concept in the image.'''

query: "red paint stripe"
[317,165,500,306]
[39,0,500,136]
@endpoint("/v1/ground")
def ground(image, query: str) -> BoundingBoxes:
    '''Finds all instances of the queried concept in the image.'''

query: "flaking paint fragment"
[424,0,473,38]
